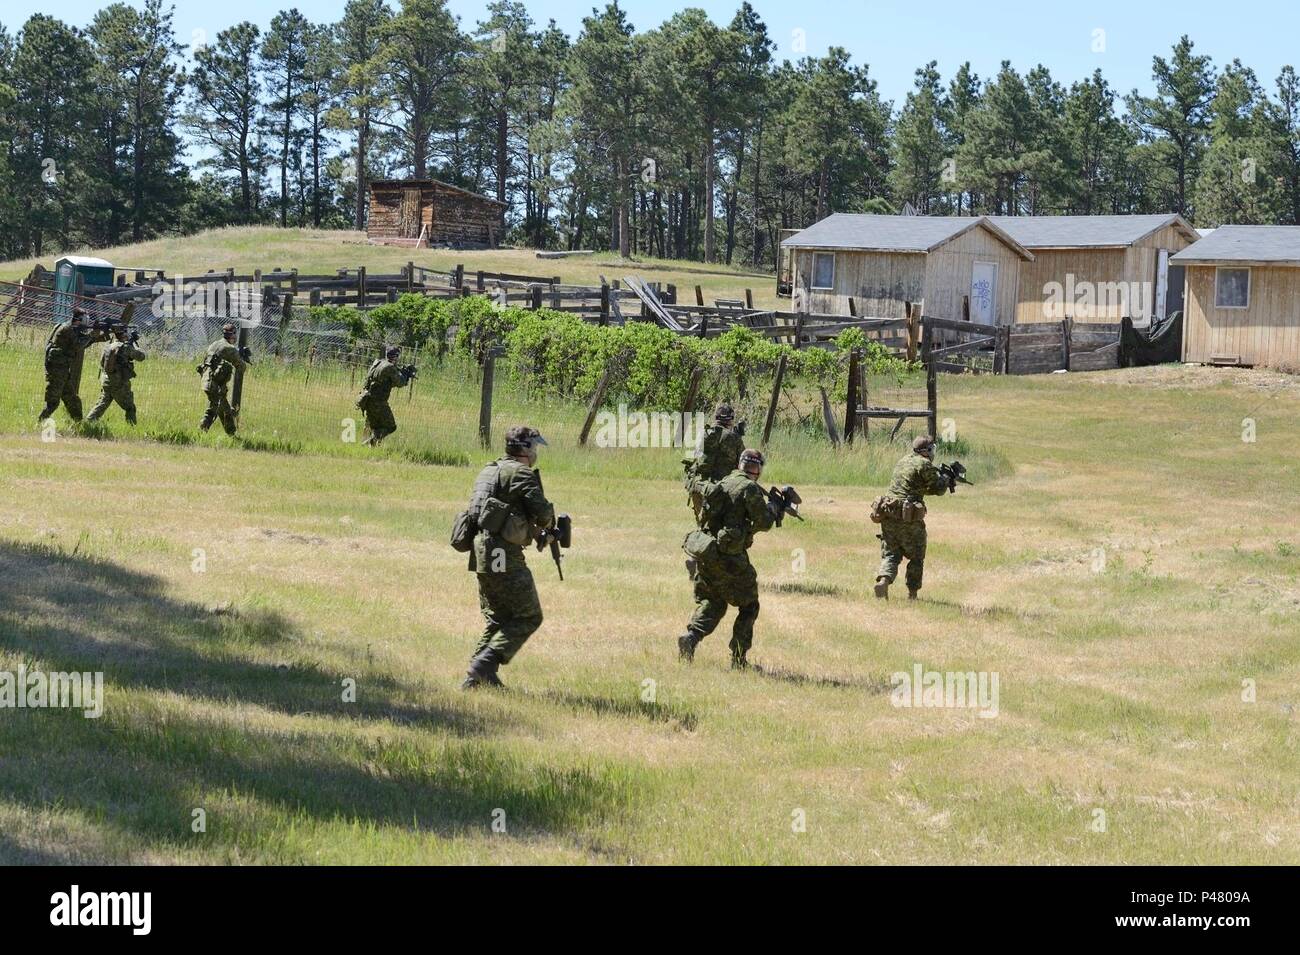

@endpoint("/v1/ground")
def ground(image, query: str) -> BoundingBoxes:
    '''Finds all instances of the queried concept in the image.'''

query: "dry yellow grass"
[1,360,1297,864]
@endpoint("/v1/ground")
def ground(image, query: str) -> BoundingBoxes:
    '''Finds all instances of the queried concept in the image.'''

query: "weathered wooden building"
[989,214,1198,324]
[779,214,1033,324]
[367,179,506,248]
[1171,225,1300,369]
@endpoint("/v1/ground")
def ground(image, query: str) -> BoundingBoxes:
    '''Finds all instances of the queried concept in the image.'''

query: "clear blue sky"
[3,0,1298,108]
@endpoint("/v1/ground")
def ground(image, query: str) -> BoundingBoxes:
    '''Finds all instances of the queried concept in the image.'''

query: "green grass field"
[1,232,1297,865]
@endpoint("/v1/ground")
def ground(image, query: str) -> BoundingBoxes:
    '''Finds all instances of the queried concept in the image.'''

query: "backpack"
[450,462,505,552]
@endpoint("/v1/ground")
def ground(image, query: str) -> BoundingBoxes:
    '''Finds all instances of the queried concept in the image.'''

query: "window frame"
[1214,267,1250,310]
[810,252,835,291]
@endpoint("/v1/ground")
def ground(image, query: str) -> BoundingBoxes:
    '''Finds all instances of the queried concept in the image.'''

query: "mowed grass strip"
[1,347,1298,862]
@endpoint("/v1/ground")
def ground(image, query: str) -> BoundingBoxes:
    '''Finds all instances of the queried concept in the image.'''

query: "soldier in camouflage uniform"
[38,309,109,423]
[461,426,556,690]
[356,346,414,446]
[678,448,777,670]
[198,323,247,436]
[682,402,745,526]
[873,435,950,600]
[87,326,147,425]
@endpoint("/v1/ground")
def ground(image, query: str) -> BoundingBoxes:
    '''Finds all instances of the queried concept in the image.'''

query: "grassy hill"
[1,349,1298,863]
[0,226,783,310]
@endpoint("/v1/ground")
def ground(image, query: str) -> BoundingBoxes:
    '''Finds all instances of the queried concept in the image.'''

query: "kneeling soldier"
[87,326,146,425]
[678,447,777,670]
[198,323,247,435]
[461,426,556,689]
[356,345,414,446]
[872,434,950,600]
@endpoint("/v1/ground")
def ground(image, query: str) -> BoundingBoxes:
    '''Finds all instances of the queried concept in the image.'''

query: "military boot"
[874,577,890,600]
[907,588,919,601]
[677,633,698,662]
[730,653,751,671]
[460,649,505,690]
[199,415,215,432]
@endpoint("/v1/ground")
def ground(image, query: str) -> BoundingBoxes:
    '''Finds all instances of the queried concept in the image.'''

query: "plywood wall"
[1014,223,1194,324]
[792,249,925,317]
[923,226,1022,324]
[1183,264,1300,369]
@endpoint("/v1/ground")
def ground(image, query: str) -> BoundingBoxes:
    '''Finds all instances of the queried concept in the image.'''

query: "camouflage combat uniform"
[87,339,147,425]
[39,321,108,422]
[682,469,775,663]
[876,451,950,593]
[468,457,555,667]
[198,337,246,435]
[356,358,407,446]
[683,423,745,526]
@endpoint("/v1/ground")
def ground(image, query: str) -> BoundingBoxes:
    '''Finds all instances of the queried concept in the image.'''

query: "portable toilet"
[53,255,114,321]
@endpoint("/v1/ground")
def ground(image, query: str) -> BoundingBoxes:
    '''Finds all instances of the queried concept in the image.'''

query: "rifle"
[766,485,803,525]
[399,363,419,383]
[534,513,572,579]
[938,461,973,493]
[734,419,747,438]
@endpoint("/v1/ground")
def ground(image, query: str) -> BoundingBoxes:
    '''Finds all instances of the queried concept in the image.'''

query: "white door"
[1154,249,1169,322]
[971,261,998,324]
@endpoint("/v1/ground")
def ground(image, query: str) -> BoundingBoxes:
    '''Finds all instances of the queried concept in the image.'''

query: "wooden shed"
[367,179,506,248]
[779,214,1033,324]
[989,214,1198,325]
[1171,225,1300,369]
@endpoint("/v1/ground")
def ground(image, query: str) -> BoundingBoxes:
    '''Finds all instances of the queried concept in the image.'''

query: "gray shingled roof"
[987,214,1195,248]
[1170,225,1300,265]
[780,214,1031,258]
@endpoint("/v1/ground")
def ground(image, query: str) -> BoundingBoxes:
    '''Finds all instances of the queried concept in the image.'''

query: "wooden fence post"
[406,262,414,292]
[820,387,841,447]
[232,324,250,414]
[922,319,937,438]
[579,363,614,446]
[599,283,610,326]
[665,283,677,304]
[454,264,464,290]
[744,288,754,309]
[478,349,497,448]
[357,266,367,307]
[1061,318,1072,371]
[678,367,703,446]
[530,285,543,310]
[761,352,788,447]
[993,325,1008,374]
[906,304,920,362]
[695,285,704,307]
[844,347,860,445]
[277,293,293,356]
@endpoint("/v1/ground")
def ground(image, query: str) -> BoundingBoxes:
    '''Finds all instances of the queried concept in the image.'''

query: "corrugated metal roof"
[1170,225,1300,264]
[987,214,1195,248]
[780,214,1032,258]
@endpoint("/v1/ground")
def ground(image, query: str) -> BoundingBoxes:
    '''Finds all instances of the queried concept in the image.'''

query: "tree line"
[3,0,1299,268]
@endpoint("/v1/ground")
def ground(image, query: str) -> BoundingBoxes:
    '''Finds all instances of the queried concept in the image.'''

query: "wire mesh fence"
[1,278,935,478]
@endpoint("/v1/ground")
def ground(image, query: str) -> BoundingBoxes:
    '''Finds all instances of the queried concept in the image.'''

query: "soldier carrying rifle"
[87,324,146,426]
[682,401,745,526]
[356,345,417,447]
[871,434,971,600]
[198,322,250,436]
[678,448,801,670]
[38,308,111,424]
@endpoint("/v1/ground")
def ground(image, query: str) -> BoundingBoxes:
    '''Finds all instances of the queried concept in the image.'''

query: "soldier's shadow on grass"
[0,539,639,853]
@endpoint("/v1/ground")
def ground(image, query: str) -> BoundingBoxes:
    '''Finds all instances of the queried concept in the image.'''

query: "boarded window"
[811,253,835,290]
[1215,268,1250,308]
